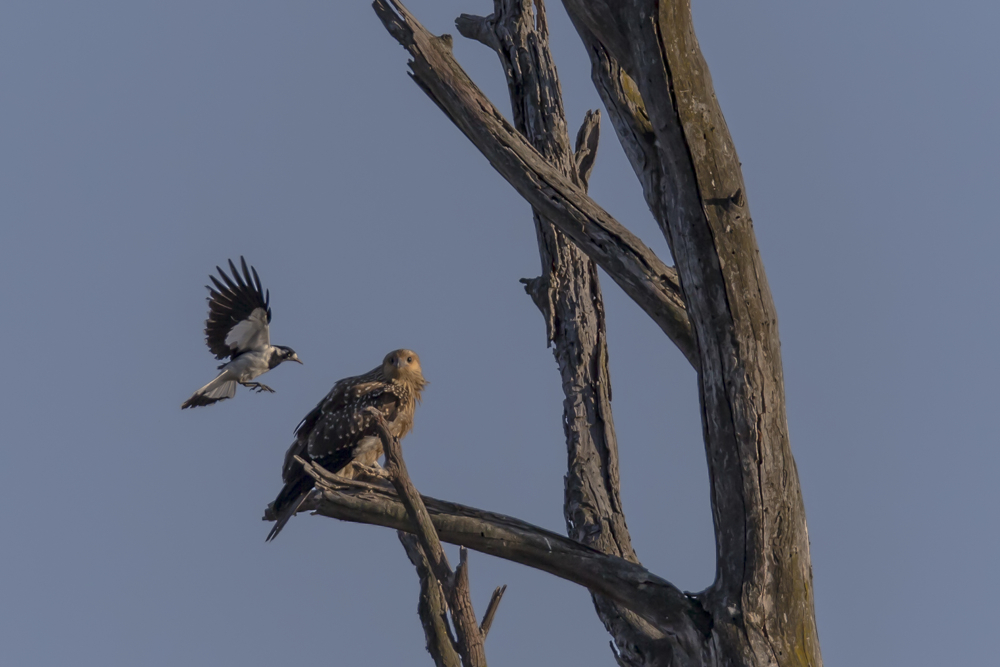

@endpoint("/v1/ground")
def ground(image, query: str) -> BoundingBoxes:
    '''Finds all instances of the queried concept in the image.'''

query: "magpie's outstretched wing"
[204,257,272,360]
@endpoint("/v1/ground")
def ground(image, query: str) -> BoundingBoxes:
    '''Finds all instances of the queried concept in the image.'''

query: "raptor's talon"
[355,463,390,480]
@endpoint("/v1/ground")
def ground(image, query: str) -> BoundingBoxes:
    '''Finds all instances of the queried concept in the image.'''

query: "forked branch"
[372,0,696,366]
[280,455,710,642]
[452,2,670,664]
[366,408,490,667]
[398,532,462,667]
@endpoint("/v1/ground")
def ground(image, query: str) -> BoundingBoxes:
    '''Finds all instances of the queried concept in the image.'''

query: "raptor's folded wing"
[306,385,402,462]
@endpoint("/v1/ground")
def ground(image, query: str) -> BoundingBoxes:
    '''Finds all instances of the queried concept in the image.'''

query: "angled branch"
[399,532,462,667]
[455,13,499,51]
[452,2,672,664]
[366,408,487,667]
[565,16,678,259]
[479,585,506,639]
[370,415,453,588]
[450,547,485,658]
[574,108,601,188]
[277,457,710,643]
[373,0,696,366]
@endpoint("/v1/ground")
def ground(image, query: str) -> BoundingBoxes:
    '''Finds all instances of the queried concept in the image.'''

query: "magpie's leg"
[240,381,276,393]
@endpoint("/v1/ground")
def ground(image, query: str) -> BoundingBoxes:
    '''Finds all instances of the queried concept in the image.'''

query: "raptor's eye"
[407,356,413,363]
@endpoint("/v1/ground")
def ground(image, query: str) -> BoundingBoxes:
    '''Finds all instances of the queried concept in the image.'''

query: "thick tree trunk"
[561,2,821,665]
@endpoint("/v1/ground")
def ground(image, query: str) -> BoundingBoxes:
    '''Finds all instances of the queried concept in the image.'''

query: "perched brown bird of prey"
[182,257,301,409]
[265,349,427,542]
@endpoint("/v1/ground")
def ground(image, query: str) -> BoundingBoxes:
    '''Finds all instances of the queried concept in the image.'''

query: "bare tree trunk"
[559,3,821,665]
[456,3,682,664]
[264,1,822,664]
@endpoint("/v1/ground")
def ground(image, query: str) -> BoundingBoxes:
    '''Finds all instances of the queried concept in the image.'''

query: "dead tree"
[266,1,822,665]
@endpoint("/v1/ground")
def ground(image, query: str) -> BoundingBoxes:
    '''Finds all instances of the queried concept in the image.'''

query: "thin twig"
[479,585,507,639]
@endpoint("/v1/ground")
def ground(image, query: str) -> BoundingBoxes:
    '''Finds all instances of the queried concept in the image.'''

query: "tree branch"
[364,0,821,664]
[399,532,462,667]
[478,585,506,639]
[573,108,601,188]
[560,2,822,664]
[452,2,672,664]
[373,0,696,366]
[449,546,484,662]
[276,456,711,644]
[367,409,487,667]
[454,13,499,51]
[564,14,680,279]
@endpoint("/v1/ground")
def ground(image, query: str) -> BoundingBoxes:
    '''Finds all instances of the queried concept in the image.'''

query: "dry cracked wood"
[398,532,462,667]
[276,0,822,664]
[560,2,821,665]
[284,456,712,645]
[368,410,489,667]
[374,0,696,367]
[455,2,674,665]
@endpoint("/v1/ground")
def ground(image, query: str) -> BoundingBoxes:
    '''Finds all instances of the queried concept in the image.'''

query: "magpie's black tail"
[264,472,314,542]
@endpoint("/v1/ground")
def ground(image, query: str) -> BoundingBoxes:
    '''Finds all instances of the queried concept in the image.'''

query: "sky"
[1,1,997,665]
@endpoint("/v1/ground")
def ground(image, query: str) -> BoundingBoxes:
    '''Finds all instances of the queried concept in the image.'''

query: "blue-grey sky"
[1,1,997,665]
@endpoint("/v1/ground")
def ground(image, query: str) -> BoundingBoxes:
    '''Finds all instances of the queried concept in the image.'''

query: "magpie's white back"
[182,257,302,409]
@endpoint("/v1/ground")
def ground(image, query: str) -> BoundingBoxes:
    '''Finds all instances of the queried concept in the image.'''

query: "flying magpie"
[182,257,302,409]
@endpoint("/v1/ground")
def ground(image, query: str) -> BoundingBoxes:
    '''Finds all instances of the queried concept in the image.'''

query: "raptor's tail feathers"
[264,475,315,542]
[181,373,237,409]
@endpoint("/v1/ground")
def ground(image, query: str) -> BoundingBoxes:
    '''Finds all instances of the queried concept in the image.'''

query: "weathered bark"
[266,1,822,664]
[478,585,507,639]
[287,459,711,644]
[455,3,670,665]
[367,411,490,667]
[374,0,696,366]
[559,2,821,665]
[398,532,462,667]
[564,16,679,267]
